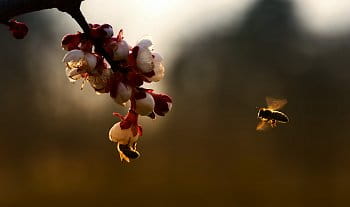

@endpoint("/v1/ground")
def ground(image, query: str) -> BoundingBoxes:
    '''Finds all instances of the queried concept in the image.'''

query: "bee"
[256,97,289,131]
[117,143,140,162]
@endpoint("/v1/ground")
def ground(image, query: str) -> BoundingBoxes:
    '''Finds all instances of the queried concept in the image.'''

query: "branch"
[0,0,84,21]
[0,0,121,72]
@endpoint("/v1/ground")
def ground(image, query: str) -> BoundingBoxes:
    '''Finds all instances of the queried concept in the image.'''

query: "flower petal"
[85,53,97,70]
[66,68,82,82]
[135,92,155,116]
[115,83,132,105]
[113,40,130,61]
[109,122,139,144]
[137,38,153,49]
[62,49,85,63]
[136,47,154,73]
[153,53,163,62]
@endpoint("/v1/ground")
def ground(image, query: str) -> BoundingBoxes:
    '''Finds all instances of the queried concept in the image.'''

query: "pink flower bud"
[8,20,28,39]
[151,92,172,116]
[101,24,114,38]
[61,33,81,51]
[90,24,113,39]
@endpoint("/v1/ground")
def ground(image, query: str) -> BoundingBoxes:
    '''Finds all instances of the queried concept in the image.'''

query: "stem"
[62,3,121,72]
[59,3,90,35]
[0,0,83,21]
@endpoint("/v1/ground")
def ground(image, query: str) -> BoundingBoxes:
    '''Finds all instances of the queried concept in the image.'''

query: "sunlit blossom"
[135,91,155,116]
[62,49,97,82]
[61,24,172,162]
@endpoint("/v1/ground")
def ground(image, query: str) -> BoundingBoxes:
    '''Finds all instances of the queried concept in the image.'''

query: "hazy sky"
[294,0,350,36]
[80,0,256,61]
[51,0,350,63]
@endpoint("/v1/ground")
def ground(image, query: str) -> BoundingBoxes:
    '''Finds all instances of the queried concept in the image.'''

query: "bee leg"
[117,143,131,162]
[131,142,137,150]
[268,120,272,127]
[270,120,277,128]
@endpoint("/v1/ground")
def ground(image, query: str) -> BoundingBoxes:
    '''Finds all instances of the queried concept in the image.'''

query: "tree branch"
[0,0,121,72]
[0,0,84,21]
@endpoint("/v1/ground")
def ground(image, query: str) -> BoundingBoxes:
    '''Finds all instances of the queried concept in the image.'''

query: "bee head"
[257,108,271,119]
[257,108,264,118]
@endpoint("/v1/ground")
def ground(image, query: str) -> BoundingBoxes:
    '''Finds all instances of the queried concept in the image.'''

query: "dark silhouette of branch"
[0,0,84,21]
[0,0,90,35]
[0,0,122,72]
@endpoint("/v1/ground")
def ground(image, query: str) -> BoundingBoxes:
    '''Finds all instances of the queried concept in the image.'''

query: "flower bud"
[114,82,132,105]
[135,92,155,116]
[8,20,28,39]
[61,33,81,51]
[136,47,154,73]
[101,24,114,38]
[90,24,113,39]
[113,40,130,61]
[151,92,172,116]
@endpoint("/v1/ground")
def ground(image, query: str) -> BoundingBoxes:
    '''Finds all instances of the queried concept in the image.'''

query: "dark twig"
[57,1,120,72]
[0,0,121,72]
[0,0,83,21]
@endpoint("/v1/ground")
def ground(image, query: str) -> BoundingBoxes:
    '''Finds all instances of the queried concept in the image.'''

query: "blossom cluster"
[61,24,172,162]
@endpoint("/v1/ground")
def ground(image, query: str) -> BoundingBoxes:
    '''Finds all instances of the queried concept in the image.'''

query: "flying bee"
[117,143,140,162]
[256,97,289,131]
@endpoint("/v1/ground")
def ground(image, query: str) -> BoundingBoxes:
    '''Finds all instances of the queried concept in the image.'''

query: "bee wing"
[266,97,287,110]
[256,120,270,131]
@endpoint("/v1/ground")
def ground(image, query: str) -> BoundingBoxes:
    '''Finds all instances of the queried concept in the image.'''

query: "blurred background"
[1,0,350,206]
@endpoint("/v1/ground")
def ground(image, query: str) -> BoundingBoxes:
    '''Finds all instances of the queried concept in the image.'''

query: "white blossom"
[137,38,153,50]
[109,122,139,145]
[113,40,130,61]
[62,49,97,82]
[146,53,165,82]
[136,46,154,73]
[135,92,155,116]
[114,82,132,105]
[88,68,112,94]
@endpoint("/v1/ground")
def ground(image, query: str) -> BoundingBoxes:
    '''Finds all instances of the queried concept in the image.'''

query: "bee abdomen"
[118,144,140,159]
[272,111,289,123]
